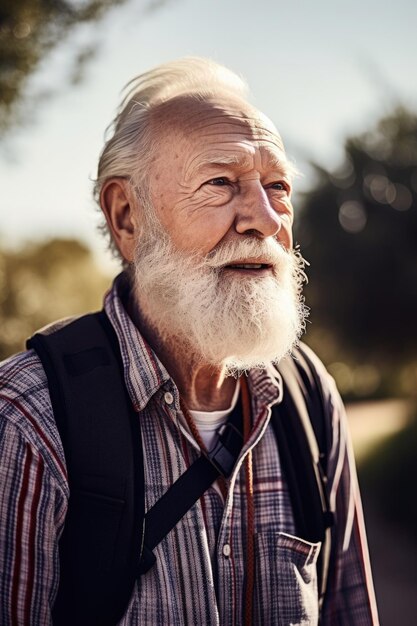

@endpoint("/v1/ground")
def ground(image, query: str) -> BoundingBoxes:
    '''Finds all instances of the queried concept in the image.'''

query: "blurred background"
[1,1,416,622]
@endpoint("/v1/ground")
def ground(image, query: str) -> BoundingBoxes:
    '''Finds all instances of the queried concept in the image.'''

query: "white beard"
[132,221,308,375]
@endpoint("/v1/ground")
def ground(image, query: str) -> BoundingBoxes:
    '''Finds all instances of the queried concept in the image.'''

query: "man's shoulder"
[0,347,68,488]
[295,341,340,401]
[0,347,48,402]
[295,342,349,460]
[279,342,345,445]
[0,314,82,404]
[295,340,328,374]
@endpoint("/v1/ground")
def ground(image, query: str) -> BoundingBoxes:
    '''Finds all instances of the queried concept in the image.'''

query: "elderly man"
[0,58,378,625]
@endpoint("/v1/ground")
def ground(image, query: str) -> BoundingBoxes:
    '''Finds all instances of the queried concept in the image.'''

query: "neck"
[127,296,236,411]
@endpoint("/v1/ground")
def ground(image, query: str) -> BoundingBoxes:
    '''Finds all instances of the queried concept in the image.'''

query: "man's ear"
[100,178,141,263]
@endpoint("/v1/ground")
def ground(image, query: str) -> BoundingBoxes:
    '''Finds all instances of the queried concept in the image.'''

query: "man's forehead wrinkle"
[192,127,279,142]
[201,154,244,166]
[189,140,286,165]
[186,113,266,130]
[188,158,252,181]
[171,101,261,125]
[194,133,283,151]
[150,98,286,169]
[184,148,254,181]
[149,92,259,134]
[187,122,285,154]
[151,94,277,138]
[179,140,290,184]
[180,126,284,154]
[198,156,253,170]
[186,116,281,141]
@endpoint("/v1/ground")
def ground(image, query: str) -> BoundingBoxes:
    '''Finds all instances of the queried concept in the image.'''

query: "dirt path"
[362,497,417,626]
[346,400,417,625]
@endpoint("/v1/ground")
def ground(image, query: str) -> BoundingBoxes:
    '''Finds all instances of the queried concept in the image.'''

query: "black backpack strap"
[138,397,244,574]
[28,312,333,621]
[28,315,245,621]
[292,344,330,474]
[27,312,144,626]
[272,344,334,612]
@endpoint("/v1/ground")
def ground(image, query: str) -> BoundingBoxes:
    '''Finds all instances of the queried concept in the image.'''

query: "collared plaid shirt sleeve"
[301,346,379,625]
[0,350,68,625]
[0,275,379,625]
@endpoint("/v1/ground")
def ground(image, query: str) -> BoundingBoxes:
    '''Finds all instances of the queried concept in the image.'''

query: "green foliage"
[295,107,417,382]
[360,411,417,543]
[0,238,111,360]
[0,0,127,135]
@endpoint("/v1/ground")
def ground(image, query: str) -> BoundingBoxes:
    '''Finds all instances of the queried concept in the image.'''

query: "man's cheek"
[197,187,234,207]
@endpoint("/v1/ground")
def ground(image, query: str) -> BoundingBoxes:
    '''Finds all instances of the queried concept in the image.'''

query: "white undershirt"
[188,380,240,451]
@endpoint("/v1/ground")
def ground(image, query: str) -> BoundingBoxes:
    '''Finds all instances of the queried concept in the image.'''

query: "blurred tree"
[0,0,149,136]
[295,107,417,377]
[0,238,111,360]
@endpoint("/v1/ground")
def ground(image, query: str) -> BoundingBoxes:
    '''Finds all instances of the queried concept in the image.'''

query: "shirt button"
[222,543,231,558]
[164,391,174,405]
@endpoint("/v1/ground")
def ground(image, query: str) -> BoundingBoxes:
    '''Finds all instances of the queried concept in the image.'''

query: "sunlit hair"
[94,57,249,258]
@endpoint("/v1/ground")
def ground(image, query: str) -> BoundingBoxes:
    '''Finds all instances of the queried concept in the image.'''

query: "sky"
[1,0,416,269]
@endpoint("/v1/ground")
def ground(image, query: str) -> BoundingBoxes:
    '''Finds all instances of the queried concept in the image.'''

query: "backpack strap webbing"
[27,311,245,620]
[138,398,244,574]
[273,344,334,612]
[27,311,145,626]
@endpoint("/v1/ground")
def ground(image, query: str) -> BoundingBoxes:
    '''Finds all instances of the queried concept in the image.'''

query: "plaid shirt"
[0,274,379,625]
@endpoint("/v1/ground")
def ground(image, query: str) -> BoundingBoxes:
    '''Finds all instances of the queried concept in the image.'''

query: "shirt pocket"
[254,531,321,626]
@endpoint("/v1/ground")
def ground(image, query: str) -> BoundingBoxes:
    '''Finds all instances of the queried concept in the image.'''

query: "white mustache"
[204,238,288,269]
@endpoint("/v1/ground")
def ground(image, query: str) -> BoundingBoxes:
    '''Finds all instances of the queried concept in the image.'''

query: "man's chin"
[200,324,300,373]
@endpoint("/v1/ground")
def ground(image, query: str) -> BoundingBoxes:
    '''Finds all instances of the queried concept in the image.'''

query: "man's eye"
[207,177,229,186]
[269,182,287,191]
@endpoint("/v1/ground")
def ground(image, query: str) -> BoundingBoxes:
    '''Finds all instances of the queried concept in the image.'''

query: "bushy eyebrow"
[196,155,251,169]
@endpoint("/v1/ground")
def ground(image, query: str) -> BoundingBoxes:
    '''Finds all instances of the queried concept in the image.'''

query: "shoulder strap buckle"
[207,422,243,478]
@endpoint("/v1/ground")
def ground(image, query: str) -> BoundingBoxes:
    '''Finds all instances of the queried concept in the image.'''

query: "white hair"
[94,57,249,258]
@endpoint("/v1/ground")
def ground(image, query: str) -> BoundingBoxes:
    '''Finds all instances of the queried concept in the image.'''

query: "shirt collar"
[247,363,283,414]
[104,272,171,411]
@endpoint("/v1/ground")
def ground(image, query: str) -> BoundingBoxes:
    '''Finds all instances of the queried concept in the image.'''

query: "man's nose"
[234,182,290,245]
